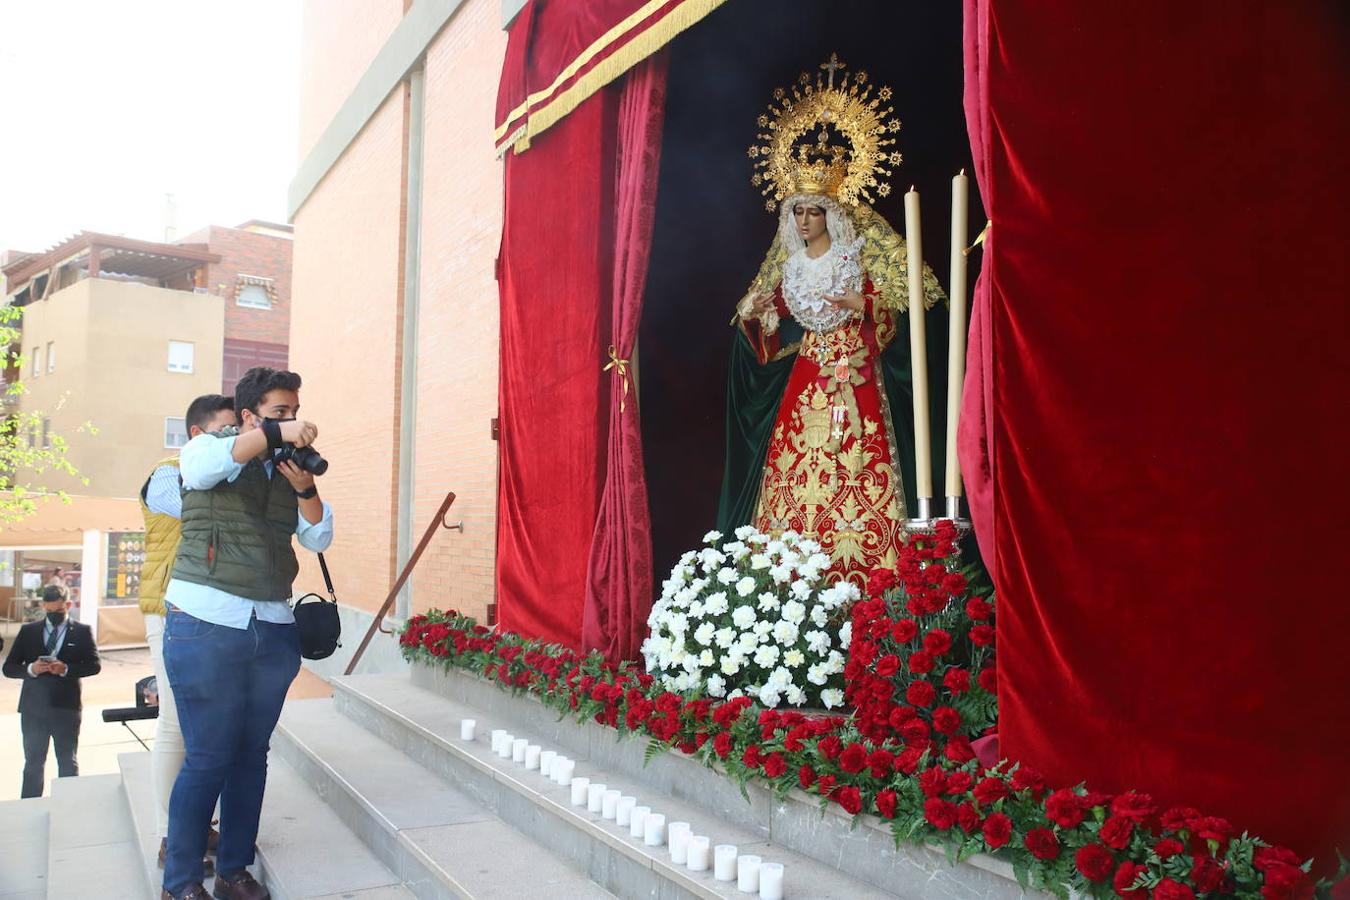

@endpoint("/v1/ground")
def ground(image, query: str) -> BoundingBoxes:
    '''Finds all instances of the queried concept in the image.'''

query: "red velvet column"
[966,0,1350,865]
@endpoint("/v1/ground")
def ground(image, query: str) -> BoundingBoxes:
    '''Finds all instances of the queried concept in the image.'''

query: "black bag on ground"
[293,553,342,660]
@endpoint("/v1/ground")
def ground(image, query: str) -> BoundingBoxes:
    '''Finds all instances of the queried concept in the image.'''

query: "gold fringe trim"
[498,0,729,156]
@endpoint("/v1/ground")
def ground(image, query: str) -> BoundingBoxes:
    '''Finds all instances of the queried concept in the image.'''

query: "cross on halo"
[820,53,845,89]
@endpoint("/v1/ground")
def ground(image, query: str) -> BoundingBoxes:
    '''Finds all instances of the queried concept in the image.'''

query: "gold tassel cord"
[604,344,632,413]
[963,220,992,257]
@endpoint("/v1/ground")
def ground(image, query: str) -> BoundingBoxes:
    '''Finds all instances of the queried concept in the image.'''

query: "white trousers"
[144,612,183,839]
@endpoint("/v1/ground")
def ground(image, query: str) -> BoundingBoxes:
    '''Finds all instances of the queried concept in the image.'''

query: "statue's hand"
[824,286,865,312]
[740,290,775,318]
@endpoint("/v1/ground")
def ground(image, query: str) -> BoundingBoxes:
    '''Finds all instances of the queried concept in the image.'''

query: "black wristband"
[295,486,318,500]
[261,418,284,450]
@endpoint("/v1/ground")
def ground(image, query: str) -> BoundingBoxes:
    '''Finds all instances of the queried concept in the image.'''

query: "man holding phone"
[2,584,102,797]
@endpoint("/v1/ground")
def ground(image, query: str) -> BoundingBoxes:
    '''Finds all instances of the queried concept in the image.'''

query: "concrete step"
[327,674,905,900]
[392,665,1035,900]
[274,698,616,900]
[48,773,150,899]
[0,796,50,899]
[117,748,415,900]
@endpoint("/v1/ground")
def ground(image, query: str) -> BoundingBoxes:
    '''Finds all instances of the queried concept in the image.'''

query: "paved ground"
[0,619,331,802]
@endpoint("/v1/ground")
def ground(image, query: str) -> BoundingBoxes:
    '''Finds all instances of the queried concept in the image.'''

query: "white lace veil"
[777,193,858,253]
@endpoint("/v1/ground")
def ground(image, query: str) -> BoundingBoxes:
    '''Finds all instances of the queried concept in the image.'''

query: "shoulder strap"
[317,553,337,602]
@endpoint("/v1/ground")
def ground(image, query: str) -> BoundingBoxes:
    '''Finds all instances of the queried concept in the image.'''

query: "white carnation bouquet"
[641,526,857,709]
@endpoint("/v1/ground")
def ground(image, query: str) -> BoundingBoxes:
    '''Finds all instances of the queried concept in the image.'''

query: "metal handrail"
[343,491,460,675]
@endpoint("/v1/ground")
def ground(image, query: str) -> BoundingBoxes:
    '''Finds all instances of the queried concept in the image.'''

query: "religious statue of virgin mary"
[721,57,946,587]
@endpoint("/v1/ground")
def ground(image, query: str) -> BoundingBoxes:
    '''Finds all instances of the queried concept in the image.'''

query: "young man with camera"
[141,393,239,874]
[160,367,332,900]
[3,585,102,797]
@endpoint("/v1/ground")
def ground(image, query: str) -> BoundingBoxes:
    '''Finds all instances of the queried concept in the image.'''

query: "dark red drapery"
[583,54,669,663]
[961,0,1350,864]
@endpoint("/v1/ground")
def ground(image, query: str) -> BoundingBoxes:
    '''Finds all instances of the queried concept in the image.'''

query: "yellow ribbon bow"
[603,344,631,413]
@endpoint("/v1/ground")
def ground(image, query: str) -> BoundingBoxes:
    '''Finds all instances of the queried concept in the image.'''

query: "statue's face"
[793,204,828,243]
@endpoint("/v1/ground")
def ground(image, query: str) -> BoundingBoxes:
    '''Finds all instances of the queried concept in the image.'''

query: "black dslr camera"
[276,443,329,476]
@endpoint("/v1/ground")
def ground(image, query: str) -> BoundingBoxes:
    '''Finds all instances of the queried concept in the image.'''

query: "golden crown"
[749,54,902,210]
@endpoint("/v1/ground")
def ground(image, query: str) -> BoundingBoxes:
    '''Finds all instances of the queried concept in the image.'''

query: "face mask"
[46,610,66,626]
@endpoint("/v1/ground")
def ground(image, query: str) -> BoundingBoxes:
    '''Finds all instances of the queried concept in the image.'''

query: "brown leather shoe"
[207,821,220,853]
[158,838,215,875]
[162,885,210,900]
[213,870,269,900]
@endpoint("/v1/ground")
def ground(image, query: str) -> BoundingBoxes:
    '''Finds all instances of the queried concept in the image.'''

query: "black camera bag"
[293,553,342,660]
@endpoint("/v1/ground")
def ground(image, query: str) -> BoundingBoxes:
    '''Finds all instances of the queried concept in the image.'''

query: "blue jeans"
[161,606,300,894]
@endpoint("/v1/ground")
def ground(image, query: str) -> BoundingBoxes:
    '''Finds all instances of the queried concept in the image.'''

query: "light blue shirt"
[164,432,333,629]
[26,621,69,677]
[145,464,183,519]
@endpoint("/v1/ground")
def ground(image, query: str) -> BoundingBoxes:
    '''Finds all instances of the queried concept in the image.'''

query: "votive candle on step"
[629,806,650,839]
[490,729,506,753]
[758,862,784,900]
[667,822,691,865]
[511,737,527,763]
[553,758,574,786]
[737,855,761,893]
[715,845,738,882]
[601,789,621,820]
[686,835,711,872]
[460,719,476,741]
[539,750,557,777]
[586,782,607,813]
[525,744,541,769]
[497,733,514,758]
[570,776,590,807]
[643,813,667,847]
[616,796,636,827]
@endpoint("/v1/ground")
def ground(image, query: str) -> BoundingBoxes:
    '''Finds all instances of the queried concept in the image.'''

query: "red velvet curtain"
[497,91,616,648]
[962,0,1350,864]
[583,54,669,662]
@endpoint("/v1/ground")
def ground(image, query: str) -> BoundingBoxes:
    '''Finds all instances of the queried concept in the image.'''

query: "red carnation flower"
[1074,844,1115,883]
[875,654,901,677]
[957,802,981,834]
[924,797,959,830]
[867,748,895,779]
[763,752,788,778]
[1253,846,1303,872]
[1010,765,1046,796]
[1260,862,1314,900]
[978,666,997,693]
[945,770,974,795]
[973,777,1010,807]
[817,735,843,759]
[1045,789,1086,829]
[965,597,992,620]
[1024,828,1061,861]
[932,706,962,735]
[875,789,898,820]
[798,765,817,789]
[894,746,925,775]
[833,785,863,815]
[919,766,948,798]
[891,619,919,642]
[1154,838,1185,859]
[741,745,763,769]
[1099,816,1134,850]
[1153,878,1196,900]
[1189,857,1227,894]
[900,718,931,744]
[1160,806,1201,832]
[906,681,937,707]
[982,812,1012,849]
[1112,862,1149,900]
[969,624,995,646]
[922,628,953,655]
[1193,815,1234,853]
[908,651,935,674]
[944,736,976,764]
[943,668,971,695]
[839,743,868,774]
[1109,791,1157,823]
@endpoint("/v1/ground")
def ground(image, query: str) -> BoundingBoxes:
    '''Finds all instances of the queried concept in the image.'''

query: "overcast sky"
[0,0,301,254]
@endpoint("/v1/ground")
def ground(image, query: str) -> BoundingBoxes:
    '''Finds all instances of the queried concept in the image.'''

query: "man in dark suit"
[3,585,102,797]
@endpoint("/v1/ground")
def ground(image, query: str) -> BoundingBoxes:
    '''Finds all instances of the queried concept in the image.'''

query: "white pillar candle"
[905,185,933,506]
[459,718,476,741]
[737,855,761,893]
[643,813,667,847]
[490,729,506,753]
[539,750,557,777]
[601,789,621,819]
[715,845,738,882]
[667,822,692,864]
[525,744,541,770]
[615,796,637,826]
[758,862,784,900]
[511,738,528,763]
[586,782,607,813]
[686,835,711,872]
[553,758,574,786]
[945,169,970,501]
[570,777,590,807]
[496,733,514,758]
[629,806,650,838]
